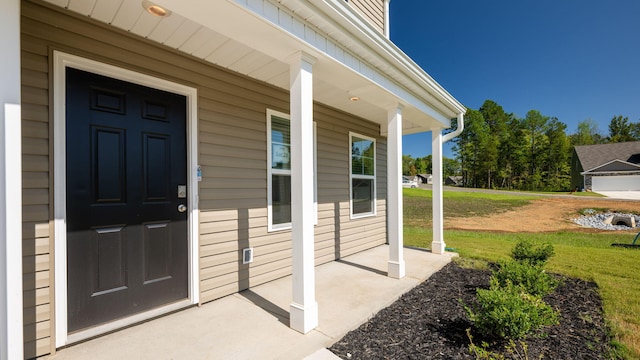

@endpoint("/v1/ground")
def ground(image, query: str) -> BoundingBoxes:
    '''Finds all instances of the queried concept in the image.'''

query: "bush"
[466,278,559,340]
[493,260,559,297]
[511,239,555,266]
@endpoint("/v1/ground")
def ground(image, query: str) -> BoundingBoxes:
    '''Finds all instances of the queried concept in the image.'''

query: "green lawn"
[403,189,640,359]
[403,188,538,227]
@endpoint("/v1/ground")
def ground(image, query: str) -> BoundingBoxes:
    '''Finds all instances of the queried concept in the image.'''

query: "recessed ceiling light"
[349,96,360,102]
[142,0,172,17]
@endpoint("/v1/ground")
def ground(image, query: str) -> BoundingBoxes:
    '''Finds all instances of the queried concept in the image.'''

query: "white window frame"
[267,109,317,231]
[349,132,377,219]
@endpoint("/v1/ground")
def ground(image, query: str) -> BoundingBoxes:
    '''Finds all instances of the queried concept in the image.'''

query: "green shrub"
[511,239,555,266]
[466,278,559,340]
[494,259,559,297]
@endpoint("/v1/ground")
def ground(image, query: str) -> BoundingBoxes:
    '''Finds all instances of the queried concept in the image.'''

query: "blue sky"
[391,0,640,158]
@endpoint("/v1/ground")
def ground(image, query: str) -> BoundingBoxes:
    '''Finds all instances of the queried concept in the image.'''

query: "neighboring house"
[417,173,433,184]
[571,142,640,192]
[0,0,466,358]
[445,176,464,186]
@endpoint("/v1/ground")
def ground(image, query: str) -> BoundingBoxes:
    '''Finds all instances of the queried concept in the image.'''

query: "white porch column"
[288,51,318,334]
[387,106,405,279]
[0,0,23,359]
[431,130,446,254]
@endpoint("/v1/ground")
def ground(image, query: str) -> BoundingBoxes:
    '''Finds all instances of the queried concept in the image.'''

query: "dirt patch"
[446,197,639,233]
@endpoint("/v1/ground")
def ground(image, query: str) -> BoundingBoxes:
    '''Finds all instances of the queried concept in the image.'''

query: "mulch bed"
[329,262,615,359]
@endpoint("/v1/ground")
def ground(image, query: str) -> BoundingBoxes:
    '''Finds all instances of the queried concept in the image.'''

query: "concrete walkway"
[49,245,455,360]
[597,191,640,200]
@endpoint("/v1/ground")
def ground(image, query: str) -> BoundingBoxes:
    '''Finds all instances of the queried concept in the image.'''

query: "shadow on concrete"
[238,290,290,326]
[335,259,387,277]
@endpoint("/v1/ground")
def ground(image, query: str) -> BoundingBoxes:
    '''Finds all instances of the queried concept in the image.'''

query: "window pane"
[352,178,373,214]
[272,174,291,224]
[351,136,374,175]
[271,116,291,170]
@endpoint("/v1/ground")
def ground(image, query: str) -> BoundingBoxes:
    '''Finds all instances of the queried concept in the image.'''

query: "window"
[350,133,376,218]
[267,110,317,231]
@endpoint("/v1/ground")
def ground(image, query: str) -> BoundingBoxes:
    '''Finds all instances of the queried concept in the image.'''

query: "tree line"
[403,99,640,191]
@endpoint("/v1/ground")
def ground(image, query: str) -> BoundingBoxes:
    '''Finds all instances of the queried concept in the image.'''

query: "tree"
[479,100,508,188]
[631,122,640,141]
[443,157,461,178]
[545,118,571,190]
[498,115,527,190]
[414,155,432,174]
[453,109,490,188]
[523,110,549,189]
[608,115,635,143]
[571,119,602,146]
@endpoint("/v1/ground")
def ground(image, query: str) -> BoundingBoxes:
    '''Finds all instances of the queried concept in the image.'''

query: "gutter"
[308,0,466,116]
[443,112,465,143]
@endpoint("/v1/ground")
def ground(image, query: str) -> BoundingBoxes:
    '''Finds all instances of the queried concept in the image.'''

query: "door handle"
[177,204,187,213]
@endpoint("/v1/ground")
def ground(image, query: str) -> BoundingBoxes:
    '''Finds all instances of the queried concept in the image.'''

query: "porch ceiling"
[42,0,464,134]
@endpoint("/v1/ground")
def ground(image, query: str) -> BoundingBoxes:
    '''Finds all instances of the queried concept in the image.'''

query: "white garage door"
[591,175,640,191]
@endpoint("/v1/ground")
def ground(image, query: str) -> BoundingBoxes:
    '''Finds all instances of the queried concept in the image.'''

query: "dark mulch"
[329,262,616,359]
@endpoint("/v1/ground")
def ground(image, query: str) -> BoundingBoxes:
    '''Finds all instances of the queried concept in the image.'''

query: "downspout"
[431,112,464,254]
[443,112,464,143]
[383,0,391,38]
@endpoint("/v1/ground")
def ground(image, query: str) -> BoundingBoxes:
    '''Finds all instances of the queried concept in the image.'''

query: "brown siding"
[21,0,388,357]
[348,0,385,34]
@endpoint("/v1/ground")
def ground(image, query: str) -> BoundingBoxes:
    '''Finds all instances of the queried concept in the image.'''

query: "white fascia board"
[582,170,640,176]
[306,0,466,114]
[273,0,460,125]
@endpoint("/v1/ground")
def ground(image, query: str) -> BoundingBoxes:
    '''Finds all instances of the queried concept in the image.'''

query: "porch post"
[431,130,446,254]
[0,0,23,358]
[288,51,318,334]
[387,106,405,278]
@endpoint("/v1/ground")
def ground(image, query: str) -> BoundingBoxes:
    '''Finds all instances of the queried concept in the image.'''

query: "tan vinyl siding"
[21,1,388,356]
[21,5,53,355]
[348,0,385,34]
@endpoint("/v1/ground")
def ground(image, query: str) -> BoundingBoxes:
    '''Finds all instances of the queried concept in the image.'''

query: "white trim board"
[348,131,377,219]
[53,51,199,347]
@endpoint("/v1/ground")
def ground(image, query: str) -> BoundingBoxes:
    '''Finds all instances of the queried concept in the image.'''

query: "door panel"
[93,226,127,295]
[143,222,172,283]
[93,127,126,203]
[66,68,188,332]
[143,134,171,201]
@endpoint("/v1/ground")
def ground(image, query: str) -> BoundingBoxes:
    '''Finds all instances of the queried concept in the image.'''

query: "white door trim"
[53,51,199,347]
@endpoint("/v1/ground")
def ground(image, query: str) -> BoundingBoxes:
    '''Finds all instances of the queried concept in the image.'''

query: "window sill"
[350,212,376,220]
[268,223,292,232]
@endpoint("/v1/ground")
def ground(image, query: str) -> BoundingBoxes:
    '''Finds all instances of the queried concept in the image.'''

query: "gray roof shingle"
[575,141,640,171]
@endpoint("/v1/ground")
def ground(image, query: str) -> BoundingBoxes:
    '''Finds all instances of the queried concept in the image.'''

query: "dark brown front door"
[66,68,188,332]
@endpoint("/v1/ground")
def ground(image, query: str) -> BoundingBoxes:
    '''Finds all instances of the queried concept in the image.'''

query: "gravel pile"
[573,211,640,230]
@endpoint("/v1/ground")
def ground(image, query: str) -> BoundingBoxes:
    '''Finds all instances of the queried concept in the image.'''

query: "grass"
[574,191,607,197]
[403,188,537,227]
[403,189,640,359]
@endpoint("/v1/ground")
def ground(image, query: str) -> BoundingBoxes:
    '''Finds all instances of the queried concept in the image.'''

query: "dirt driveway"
[445,197,640,233]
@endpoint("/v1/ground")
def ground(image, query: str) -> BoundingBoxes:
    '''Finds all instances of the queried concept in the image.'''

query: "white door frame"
[53,51,199,346]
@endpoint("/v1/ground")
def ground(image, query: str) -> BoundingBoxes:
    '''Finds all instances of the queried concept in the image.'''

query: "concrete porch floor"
[48,245,455,360]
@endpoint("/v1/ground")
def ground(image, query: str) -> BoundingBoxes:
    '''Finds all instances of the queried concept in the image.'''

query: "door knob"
[177,204,187,213]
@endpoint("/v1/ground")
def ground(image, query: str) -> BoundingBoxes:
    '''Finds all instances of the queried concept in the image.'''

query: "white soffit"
[41,0,464,132]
